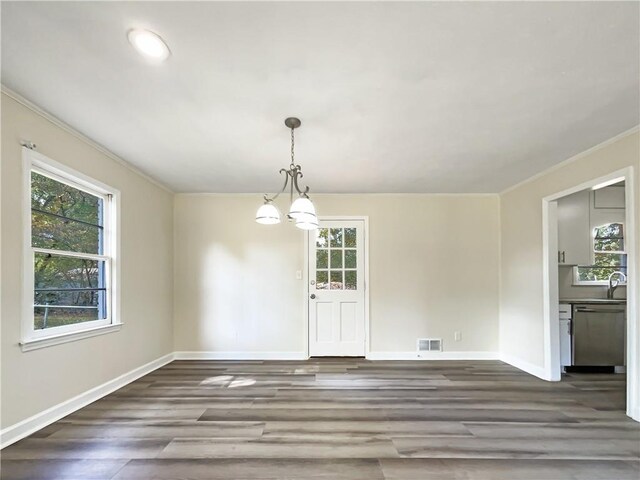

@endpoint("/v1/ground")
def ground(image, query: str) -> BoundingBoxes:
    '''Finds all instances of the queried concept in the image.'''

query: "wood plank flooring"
[1,359,639,479]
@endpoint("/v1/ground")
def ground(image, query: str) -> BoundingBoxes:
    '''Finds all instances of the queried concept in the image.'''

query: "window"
[315,227,358,290]
[574,222,627,285]
[22,149,120,350]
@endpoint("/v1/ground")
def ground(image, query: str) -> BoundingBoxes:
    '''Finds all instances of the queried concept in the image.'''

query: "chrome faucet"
[607,271,627,299]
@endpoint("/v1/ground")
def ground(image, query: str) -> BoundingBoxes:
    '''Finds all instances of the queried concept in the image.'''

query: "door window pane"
[330,271,343,290]
[330,228,343,247]
[330,250,343,268]
[345,270,357,290]
[316,228,328,248]
[344,228,357,248]
[316,270,328,290]
[316,249,328,269]
[344,249,357,268]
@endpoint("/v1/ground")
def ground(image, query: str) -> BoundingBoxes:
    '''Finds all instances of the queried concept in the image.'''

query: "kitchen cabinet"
[594,186,625,209]
[557,190,591,265]
[559,304,572,368]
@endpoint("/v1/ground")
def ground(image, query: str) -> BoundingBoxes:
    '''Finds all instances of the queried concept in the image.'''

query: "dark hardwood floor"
[1,359,639,479]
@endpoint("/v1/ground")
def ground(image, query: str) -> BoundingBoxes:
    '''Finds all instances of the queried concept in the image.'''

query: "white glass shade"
[288,196,316,219]
[255,203,280,224]
[295,212,319,230]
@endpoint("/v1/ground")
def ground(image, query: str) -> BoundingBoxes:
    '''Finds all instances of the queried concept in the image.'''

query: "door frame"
[542,166,638,421]
[303,216,370,358]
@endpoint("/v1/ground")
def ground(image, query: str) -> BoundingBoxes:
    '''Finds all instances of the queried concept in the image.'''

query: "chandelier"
[255,117,318,230]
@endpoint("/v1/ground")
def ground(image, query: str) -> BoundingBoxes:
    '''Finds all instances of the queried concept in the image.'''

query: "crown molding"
[500,125,640,196]
[176,192,500,197]
[1,85,174,194]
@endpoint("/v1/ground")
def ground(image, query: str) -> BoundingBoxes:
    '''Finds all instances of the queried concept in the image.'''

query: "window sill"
[20,323,122,352]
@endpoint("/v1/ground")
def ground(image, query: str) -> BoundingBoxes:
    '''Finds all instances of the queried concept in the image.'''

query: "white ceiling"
[2,2,639,193]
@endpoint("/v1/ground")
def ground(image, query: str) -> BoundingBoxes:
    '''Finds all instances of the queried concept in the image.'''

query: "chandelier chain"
[290,127,295,167]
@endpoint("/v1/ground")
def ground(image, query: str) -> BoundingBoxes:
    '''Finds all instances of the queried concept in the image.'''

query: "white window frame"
[21,148,121,351]
[573,222,627,286]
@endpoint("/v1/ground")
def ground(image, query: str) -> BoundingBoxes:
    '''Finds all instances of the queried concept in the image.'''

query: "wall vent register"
[417,338,442,352]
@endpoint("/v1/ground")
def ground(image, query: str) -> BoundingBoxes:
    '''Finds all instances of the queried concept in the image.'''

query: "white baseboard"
[366,351,499,361]
[174,351,308,360]
[0,352,175,449]
[499,352,549,380]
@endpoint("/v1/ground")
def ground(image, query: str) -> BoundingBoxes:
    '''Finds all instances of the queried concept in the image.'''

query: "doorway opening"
[304,216,369,358]
[542,167,638,421]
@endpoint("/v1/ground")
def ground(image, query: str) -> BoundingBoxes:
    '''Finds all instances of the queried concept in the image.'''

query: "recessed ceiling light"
[127,29,170,62]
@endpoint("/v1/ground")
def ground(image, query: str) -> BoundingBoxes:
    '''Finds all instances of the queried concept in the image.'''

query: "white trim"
[367,351,499,361]
[173,351,308,360]
[364,216,370,357]
[176,192,500,197]
[306,216,370,358]
[542,166,638,421]
[20,323,122,352]
[1,86,173,193]
[501,126,640,195]
[624,170,638,421]
[31,247,110,262]
[0,352,174,449]
[500,352,548,380]
[497,195,503,359]
[303,231,310,359]
[22,148,122,346]
[542,199,561,381]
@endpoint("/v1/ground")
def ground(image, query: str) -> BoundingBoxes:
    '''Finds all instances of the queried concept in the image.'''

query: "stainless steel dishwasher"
[572,304,625,366]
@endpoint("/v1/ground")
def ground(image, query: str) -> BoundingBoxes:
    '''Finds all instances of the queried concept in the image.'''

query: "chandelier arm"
[291,167,310,197]
[289,168,294,204]
[264,168,291,202]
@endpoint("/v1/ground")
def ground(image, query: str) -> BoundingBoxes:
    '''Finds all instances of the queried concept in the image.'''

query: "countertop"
[559,298,627,305]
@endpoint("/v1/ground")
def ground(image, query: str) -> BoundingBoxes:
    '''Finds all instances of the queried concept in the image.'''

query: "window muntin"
[574,223,627,284]
[315,227,358,290]
[26,159,115,340]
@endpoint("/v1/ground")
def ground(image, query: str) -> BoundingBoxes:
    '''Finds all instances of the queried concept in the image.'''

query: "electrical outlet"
[454,331,462,342]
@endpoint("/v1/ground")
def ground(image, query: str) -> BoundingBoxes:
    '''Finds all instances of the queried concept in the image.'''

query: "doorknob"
[310,294,316,299]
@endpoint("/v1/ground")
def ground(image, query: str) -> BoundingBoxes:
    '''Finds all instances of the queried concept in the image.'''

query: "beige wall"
[500,131,640,369]
[1,93,174,428]
[174,194,500,355]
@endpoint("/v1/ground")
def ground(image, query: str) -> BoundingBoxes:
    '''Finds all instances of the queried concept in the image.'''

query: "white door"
[308,220,366,356]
